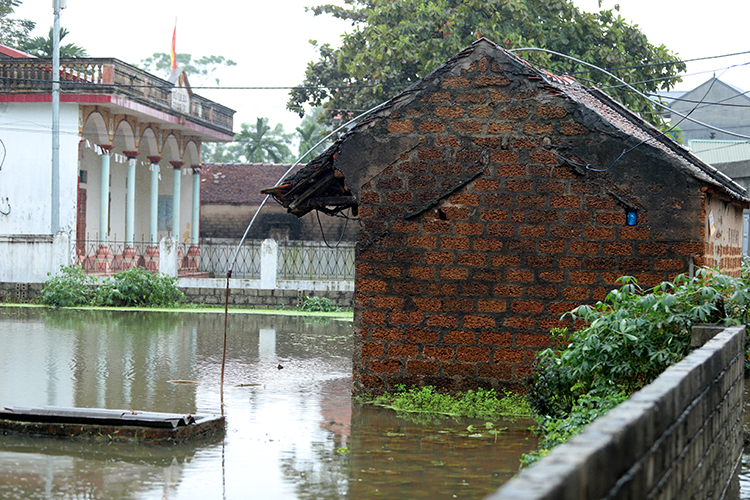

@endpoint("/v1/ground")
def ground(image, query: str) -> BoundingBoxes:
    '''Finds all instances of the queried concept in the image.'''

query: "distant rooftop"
[689,140,750,165]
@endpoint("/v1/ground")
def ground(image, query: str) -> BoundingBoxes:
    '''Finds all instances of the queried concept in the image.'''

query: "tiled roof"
[201,163,305,205]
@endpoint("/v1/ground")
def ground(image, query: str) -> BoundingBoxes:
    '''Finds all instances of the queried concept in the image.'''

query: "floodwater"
[0,307,536,499]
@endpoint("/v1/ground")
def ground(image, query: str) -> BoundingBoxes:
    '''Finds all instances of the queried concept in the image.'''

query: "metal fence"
[75,238,356,280]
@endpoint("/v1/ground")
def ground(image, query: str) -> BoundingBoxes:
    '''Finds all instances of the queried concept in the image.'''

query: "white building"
[0,44,234,282]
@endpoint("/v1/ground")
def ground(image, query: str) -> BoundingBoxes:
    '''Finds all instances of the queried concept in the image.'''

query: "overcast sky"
[12,0,750,138]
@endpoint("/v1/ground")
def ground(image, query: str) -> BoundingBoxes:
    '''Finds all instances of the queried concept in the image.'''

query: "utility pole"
[51,0,62,234]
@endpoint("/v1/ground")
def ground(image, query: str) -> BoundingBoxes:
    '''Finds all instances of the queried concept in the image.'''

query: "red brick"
[492,151,519,164]
[405,328,439,343]
[597,212,627,225]
[495,285,523,297]
[457,253,487,266]
[392,282,424,295]
[392,220,419,233]
[570,271,596,285]
[360,375,385,389]
[419,121,446,133]
[520,225,546,238]
[620,226,651,240]
[540,270,564,282]
[444,330,476,344]
[456,91,486,103]
[473,179,501,191]
[475,74,510,87]
[449,193,480,206]
[655,258,685,271]
[481,209,509,222]
[585,257,616,270]
[475,239,504,252]
[372,328,403,341]
[440,268,468,280]
[476,299,505,313]
[505,317,537,329]
[356,278,387,292]
[585,226,614,240]
[407,360,439,375]
[530,151,558,164]
[373,296,404,309]
[528,210,559,223]
[511,300,544,314]
[464,315,496,329]
[537,105,567,118]
[392,250,421,263]
[621,258,649,270]
[435,106,465,118]
[362,311,386,325]
[423,220,451,234]
[484,193,513,207]
[361,192,380,204]
[441,206,470,219]
[585,196,615,209]
[414,298,441,311]
[635,272,666,287]
[457,347,491,362]
[506,270,533,282]
[455,222,484,235]
[425,252,454,265]
[371,359,402,373]
[423,91,451,103]
[391,311,424,325]
[563,211,590,224]
[487,224,515,237]
[550,195,581,209]
[639,242,669,255]
[528,285,557,298]
[539,240,565,253]
[461,282,490,296]
[478,331,512,345]
[488,122,515,134]
[548,302,579,316]
[560,121,589,135]
[672,242,705,255]
[362,342,385,357]
[442,76,472,88]
[558,256,582,268]
[427,283,457,295]
[603,242,632,255]
[550,226,580,238]
[427,314,458,327]
[443,299,473,312]
[499,106,529,119]
[516,333,551,347]
[570,241,599,254]
[408,266,435,280]
[455,120,483,133]
[388,120,414,133]
[424,346,455,360]
[526,255,554,267]
[563,287,590,300]
[494,348,526,363]
[389,344,419,358]
[506,179,533,191]
[525,123,554,134]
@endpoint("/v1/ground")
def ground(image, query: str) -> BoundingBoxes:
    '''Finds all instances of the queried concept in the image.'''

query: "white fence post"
[159,236,178,276]
[260,238,278,289]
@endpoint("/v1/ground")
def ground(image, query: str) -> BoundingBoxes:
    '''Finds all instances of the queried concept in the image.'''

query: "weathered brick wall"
[699,192,744,276]
[352,49,729,393]
[488,326,745,500]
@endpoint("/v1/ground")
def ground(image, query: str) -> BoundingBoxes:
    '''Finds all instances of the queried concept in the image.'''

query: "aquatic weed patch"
[365,385,532,421]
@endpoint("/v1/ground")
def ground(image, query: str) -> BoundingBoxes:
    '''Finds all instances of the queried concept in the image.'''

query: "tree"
[139,53,236,85]
[21,27,87,58]
[238,118,294,163]
[0,0,34,48]
[288,0,685,128]
[296,108,330,159]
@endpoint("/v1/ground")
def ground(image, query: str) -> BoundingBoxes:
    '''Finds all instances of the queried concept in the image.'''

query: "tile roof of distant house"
[201,163,305,205]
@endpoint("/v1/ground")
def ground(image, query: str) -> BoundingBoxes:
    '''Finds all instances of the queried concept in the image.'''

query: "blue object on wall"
[626,210,638,226]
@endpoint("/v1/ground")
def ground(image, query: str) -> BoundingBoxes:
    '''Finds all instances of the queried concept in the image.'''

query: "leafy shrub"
[297,295,339,312]
[94,266,184,307]
[41,265,96,308]
[528,269,750,417]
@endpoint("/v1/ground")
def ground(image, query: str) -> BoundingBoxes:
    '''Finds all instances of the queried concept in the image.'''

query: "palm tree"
[21,27,87,58]
[296,108,330,160]
[235,118,294,163]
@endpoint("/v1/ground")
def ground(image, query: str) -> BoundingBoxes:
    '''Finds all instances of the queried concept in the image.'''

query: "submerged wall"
[488,325,745,500]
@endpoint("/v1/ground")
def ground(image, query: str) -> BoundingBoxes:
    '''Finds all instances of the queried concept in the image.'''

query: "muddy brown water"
[0,307,536,499]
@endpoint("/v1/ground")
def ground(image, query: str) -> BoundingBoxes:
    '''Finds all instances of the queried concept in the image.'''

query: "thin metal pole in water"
[219,104,388,401]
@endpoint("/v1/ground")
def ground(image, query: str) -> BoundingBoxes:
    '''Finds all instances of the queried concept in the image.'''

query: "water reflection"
[0,307,534,499]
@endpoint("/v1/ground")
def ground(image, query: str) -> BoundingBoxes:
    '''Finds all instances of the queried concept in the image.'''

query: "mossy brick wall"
[351,49,739,394]
[489,326,745,500]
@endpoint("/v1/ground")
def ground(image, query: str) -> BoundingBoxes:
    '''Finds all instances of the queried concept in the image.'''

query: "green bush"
[297,295,339,312]
[41,265,184,308]
[41,265,96,308]
[94,266,184,307]
[528,269,750,417]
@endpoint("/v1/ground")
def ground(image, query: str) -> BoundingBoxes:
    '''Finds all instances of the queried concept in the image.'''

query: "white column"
[98,145,114,245]
[170,161,183,241]
[191,166,201,245]
[124,151,139,247]
[147,156,161,246]
[260,238,278,289]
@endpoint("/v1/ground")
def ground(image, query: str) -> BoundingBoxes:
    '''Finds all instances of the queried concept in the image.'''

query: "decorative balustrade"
[0,58,233,134]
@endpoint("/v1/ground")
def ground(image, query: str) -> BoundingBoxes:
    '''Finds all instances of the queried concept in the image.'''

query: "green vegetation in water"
[41,266,185,308]
[297,295,340,313]
[365,385,532,421]
[524,266,750,464]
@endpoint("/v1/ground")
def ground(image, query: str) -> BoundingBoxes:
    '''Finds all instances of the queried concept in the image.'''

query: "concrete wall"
[488,325,745,500]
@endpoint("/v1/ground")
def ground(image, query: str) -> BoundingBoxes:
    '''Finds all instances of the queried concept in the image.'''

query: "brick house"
[263,38,749,393]
[202,162,358,242]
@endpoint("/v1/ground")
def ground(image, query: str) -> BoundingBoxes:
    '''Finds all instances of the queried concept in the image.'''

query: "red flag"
[170,24,177,71]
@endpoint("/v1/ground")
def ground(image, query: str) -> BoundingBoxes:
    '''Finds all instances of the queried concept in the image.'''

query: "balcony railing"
[0,58,233,135]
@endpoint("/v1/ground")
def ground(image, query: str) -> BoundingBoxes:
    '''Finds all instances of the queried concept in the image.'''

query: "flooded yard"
[0,307,536,499]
